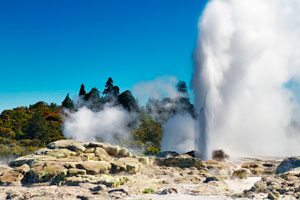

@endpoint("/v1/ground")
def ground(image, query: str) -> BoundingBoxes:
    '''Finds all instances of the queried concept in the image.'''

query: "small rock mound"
[276,157,300,174]
[212,150,229,161]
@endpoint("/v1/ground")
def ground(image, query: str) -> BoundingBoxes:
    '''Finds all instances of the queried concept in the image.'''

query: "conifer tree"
[62,94,74,109]
[79,84,86,96]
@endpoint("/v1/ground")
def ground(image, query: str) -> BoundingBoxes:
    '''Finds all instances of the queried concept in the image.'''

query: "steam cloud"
[64,76,197,155]
[193,0,300,159]
[162,112,197,154]
[64,106,132,144]
[132,75,183,104]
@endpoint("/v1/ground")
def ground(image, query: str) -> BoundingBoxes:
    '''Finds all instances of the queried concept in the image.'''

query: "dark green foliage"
[0,102,65,159]
[176,81,196,118]
[62,94,74,109]
[84,88,104,111]
[103,77,120,97]
[132,115,162,155]
[176,81,188,94]
[118,90,139,112]
[85,88,100,101]
[79,84,86,96]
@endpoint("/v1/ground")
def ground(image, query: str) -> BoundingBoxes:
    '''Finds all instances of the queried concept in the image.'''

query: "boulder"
[183,150,201,158]
[0,164,30,186]
[204,160,234,178]
[34,148,77,158]
[212,150,229,161]
[47,140,86,152]
[94,147,111,161]
[76,161,111,175]
[241,162,261,175]
[155,157,203,169]
[276,157,300,174]
[9,155,37,167]
[231,168,248,179]
[160,188,178,195]
[204,176,220,183]
[116,157,142,174]
[156,151,179,158]
[68,168,86,176]
[30,162,68,183]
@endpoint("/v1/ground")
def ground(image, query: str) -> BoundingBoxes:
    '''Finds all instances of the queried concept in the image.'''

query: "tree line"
[0,77,196,159]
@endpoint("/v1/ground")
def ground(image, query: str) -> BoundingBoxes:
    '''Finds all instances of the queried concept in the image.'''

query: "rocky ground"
[0,140,300,199]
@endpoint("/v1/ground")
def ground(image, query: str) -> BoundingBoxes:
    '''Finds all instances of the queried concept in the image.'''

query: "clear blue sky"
[0,0,208,112]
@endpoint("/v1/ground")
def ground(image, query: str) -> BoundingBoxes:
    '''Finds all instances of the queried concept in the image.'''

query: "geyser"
[193,0,300,159]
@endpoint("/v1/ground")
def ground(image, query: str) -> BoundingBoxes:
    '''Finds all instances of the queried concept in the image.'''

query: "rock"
[47,140,86,152]
[84,148,95,154]
[231,168,248,179]
[63,162,76,169]
[183,150,200,158]
[276,157,300,174]
[0,164,30,186]
[160,188,178,195]
[81,153,95,161]
[30,162,68,183]
[138,157,150,166]
[106,145,121,156]
[89,184,106,192]
[204,176,219,183]
[109,188,129,195]
[9,155,37,167]
[155,157,203,169]
[68,168,86,176]
[76,161,111,175]
[118,148,131,157]
[156,151,179,158]
[65,174,128,187]
[212,150,229,161]
[34,148,77,158]
[204,160,233,177]
[241,162,261,175]
[267,192,279,199]
[141,188,155,194]
[117,157,142,174]
[94,147,111,161]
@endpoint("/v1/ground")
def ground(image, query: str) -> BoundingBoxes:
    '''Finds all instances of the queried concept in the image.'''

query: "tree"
[176,81,197,118]
[79,84,86,96]
[176,81,188,95]
[85,88,100,101]
[118,90,139,112]
[103,77,114,96]
[103,77,120,97]
[62,94,74,109]
[133,115,162,155]
[26,112,49,143]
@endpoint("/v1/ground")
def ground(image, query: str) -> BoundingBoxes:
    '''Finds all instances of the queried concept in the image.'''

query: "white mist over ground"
[193,0,300,159]
[64,106,132,144]
[162,112,198,154]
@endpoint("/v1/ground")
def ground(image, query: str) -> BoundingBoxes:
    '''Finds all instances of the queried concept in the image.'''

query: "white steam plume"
[162,112,198,154]
[193,0,300,159]
[132,75,183,105]
[64,106,132,144]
